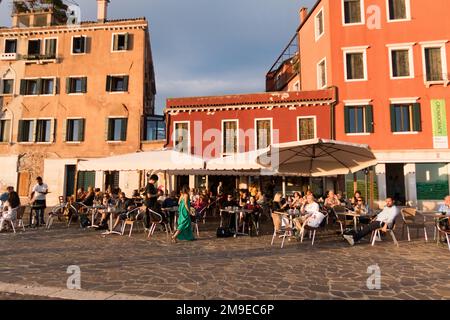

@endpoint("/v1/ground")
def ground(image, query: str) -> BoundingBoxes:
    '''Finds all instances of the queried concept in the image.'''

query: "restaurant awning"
[77,150,205,172]
[205,149,268,173]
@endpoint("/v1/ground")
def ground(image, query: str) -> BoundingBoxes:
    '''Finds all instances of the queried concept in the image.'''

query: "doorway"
[65,165,76,198]
[176,175,190,194]
[386,163,406,205]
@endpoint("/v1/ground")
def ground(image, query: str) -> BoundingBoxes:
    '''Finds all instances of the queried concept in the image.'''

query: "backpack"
[216,227,233,238]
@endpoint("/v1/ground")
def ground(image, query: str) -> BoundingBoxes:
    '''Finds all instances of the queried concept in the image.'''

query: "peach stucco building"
[0,1,164,204]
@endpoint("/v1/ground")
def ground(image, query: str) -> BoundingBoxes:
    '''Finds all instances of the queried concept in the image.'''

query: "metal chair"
[120,207,145,237]
[299,212,329,246]
[146,208,172,240]
[332,206,354,234]
[3,206,25,233]
[370,221,399,247]
[436,218,450,251]
[400,208,430,242]
[270,211,292,249]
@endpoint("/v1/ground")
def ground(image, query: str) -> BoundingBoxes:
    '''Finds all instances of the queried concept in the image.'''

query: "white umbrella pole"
[282,176,286,197]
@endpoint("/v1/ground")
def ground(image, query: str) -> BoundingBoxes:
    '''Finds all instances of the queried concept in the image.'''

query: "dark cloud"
[0,0,316,113]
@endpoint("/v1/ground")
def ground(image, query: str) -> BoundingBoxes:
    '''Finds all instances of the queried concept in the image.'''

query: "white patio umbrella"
[257,138,378,177]
[205,149,268,175]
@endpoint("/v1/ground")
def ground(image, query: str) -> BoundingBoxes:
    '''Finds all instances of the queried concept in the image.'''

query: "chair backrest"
[401,208,416,222]
[271,211,283,232]
[148,208,163,223]
[16,206,26,219]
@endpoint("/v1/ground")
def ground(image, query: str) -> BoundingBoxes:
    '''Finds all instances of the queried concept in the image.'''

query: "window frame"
[386,0,411,23]
[420,41,449,86]
[143,116,166,142]
[66,76,88,95]
[389,97,421,134]
[387,43,415,80]
[173,121,191,154]
[43,37,58,58]
[221,119,240,156]
[1,79,14,95]
[35,118,53,144]
[39,77,56,96]
[106,74,129,93]
[27,38,42,56]
[314,8,325,42]
[342,0,365,26]
[317,57,327,89]
[3,38,18,54]
[71,35,87,55]
[344,100,373,136]
[18,118,35,144]
[106,117,128,143]
[297,116,317,142]
[111,33,130,52]
[342,46,369,82]
[65,117,85,143]
[0,118,12,143]
[254,118,273,151]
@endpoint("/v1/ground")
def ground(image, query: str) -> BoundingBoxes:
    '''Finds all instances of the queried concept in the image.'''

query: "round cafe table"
[417,211,448,244]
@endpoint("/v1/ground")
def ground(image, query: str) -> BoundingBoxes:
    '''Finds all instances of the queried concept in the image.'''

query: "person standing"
[143,174,159,230]
[171,186,195,242]
[30,177,48,227]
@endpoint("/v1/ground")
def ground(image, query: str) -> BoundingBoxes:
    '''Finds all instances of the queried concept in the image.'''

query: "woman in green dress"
[171,186,195,242]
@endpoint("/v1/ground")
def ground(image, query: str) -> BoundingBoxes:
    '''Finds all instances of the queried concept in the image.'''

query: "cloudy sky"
[0,0,316,113]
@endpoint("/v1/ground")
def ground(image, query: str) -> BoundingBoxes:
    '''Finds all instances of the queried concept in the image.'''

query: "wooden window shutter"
[113,34,119,51]
[32,120,37,142]
[81,77,87,93]
[18,120,24,142]
[81,36,86,53]
[50,119,56,143]
[62,119,67,142]
[121,119,128,141]
[344,106,350,133]
[365,105,374,133]
[106,76,112,92]
[36,79,42,95]
[124,33,130,50]
[55,78,60,94]
[105,118,111,141]
[80,119,86,141]
[412,103,422,132]
[123,76,129,91]
[66,77,71,94]
[390,105,396,132]
[20,80,26,95]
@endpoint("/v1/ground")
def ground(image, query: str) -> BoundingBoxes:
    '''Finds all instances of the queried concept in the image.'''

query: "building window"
[20,79,39,96]
[343,0,364,25]
[36,119,52,142]
[416,163,449,201]
[344,48,368,81]
[387,0,410,21]
[317,58,327,88]
[315,9,324,41]
[107,118,127,141]
[28,39,41,55]
[390,103,421,132]
[344,105,374,134]
[4,39,17,54]
[66,77,87,94]
[422,45,447,83]
[298,117,316,141]
[78,171,96,191]
[44,38,57,58]
[66,119,85,142]
[388,45,414,79]
[222,120,238,155]
[104,171,119,191]
[255,119,272,150]
[1,79,14,95]
[18,120,35,142]
[41,78,54,95]
[0,119,11,142]
[106,75,129,92]
[143,116,166,141]
[174,122,189,153]
[72,36,87,54]
[112,33,130,51]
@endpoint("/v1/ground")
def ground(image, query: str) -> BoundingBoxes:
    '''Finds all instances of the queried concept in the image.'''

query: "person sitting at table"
[343,197,399,246]
[290,192,303,210]
[354,197,371,225]
[222,194,238,209]
[112,192,135,230]
[350,191,363,207]
[437,196,450,241]
[95,193,114,230]
[243,196,262,234]
[82,186,95,207]
[239,191,249,207]
[273,193,288,212]
[76,187,86,202]
[0,191,21,232]
[293,194,325,236]
[324,190,340,209]
[0,186,14,203]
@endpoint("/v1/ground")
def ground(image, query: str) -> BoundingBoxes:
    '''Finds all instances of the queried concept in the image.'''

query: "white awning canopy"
[205,149,268,172]
[77,150,205,172]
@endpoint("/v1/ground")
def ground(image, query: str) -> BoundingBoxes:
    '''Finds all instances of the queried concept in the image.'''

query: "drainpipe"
[330,86,339,140]
[164,110,171,149]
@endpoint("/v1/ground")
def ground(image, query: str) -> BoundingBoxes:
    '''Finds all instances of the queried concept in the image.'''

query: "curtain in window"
[392,50,409,77]
[425,48,443,81]
[299,119,315,141]
[223,121,237,154]
[175,123,189,153]
[389,0,406,20]
[347,53,364,80]
[345,0,361,23]
[256,120,271,149]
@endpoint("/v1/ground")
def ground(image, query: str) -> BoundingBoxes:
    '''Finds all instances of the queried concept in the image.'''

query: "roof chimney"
[97,0,110,23]
[299,7,308,25]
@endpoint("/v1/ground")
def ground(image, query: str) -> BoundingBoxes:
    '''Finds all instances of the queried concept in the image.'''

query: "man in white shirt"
[31,177,48,227]
[344,197,399,246]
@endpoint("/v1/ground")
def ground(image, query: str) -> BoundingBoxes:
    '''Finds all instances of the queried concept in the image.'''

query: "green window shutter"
[124,33,129,50]
[79,119,86,141]
[66,78,71,94]
[20,80,26,95]
[106,76,112,92]
[55,78,60,95]
[113,34,119,51]
[365,105,374,133]
[32,120,37,142]
[123,76,129,92]
[120,119,128,141]
[412,103,422,132]
[18,120,23,142]
[50,119,56,143]
[36,79,42,95]
[81,77,87,93]
[62,119,67,142]
[390,105,396,132]
[344,106,350,134]
[81,37,86,53]
[105,118,111,141]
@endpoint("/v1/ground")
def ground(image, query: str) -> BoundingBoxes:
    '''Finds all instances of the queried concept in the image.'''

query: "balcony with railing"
[266,34,299,92]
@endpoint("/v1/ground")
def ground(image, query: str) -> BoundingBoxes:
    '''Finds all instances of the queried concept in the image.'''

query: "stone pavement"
[0,217,449,300]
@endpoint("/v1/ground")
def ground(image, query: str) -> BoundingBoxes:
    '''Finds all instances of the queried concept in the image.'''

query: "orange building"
[0,0,164,204]
[270,0,450,209]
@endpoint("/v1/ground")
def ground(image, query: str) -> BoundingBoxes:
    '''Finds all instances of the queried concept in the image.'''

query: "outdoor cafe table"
[220,208,254,237]
[87,204,105,229]
[344,210,361,230]
[417,211,449,244]
[101,206,121,236]
[162,207,179,231]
